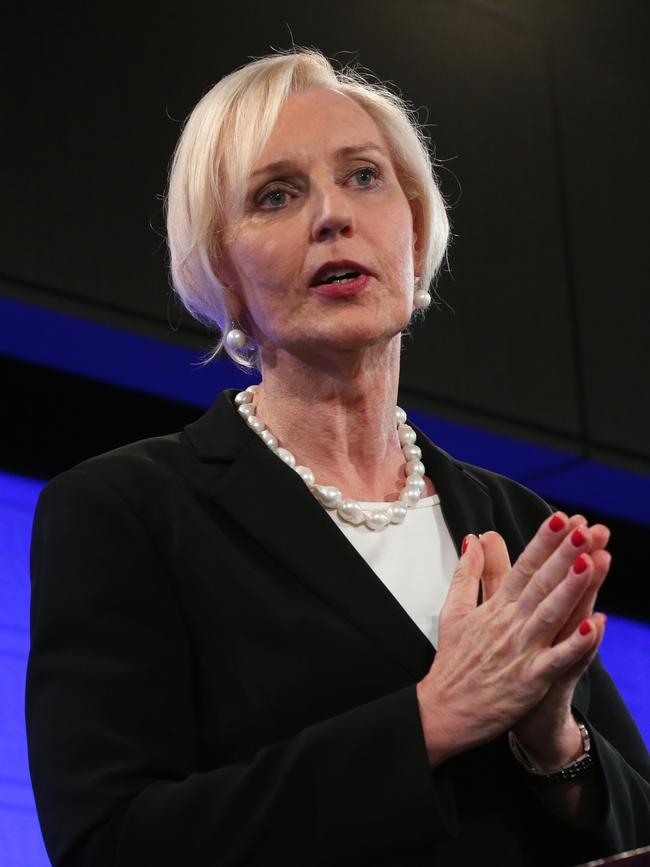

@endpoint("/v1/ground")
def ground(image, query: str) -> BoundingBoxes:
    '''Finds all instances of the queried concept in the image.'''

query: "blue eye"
[351,167,378,186]
[259,188,288,209]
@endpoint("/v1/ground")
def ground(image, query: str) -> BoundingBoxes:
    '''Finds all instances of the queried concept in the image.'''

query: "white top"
[326,495,458,648]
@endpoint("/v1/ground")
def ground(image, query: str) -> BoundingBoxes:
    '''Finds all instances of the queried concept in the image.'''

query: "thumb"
[479,531,511,601]
[442,535,485,624]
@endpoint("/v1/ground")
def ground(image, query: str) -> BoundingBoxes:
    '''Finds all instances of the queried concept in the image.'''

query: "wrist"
[513,711,583,772]
[416,680,460,768]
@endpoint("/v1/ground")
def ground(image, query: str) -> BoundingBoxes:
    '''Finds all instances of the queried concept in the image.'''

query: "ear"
[221,280,245,322]
[216,254,246,322]
[409,198,425,276]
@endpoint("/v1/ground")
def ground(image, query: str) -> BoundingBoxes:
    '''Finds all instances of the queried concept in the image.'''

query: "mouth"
[308,259,373,289]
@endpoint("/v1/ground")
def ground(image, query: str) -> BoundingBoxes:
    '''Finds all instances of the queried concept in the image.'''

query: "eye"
[257,186,291,210]
[349,166,379,187]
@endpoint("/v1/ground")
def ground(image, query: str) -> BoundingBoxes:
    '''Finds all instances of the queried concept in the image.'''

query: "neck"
[254,337,405,502]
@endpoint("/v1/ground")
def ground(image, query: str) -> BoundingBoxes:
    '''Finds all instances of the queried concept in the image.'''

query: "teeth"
[321,269,360,284]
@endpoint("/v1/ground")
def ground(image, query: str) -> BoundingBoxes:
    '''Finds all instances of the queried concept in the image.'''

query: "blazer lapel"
[184,391,496,680]
[413,427,497,555]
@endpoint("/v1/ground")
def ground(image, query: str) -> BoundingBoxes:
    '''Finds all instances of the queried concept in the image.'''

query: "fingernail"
[579,619,592,636]
[462,535,472,554]
[549,514,565,532]
[573,554,589,574]
[571,527,586,547]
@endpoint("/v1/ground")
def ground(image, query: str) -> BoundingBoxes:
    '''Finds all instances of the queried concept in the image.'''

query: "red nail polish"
[462,536,470,554]
[549,514,565,532]
[571,528,586,547]
[579,619,592,636]
[573,554,589,574]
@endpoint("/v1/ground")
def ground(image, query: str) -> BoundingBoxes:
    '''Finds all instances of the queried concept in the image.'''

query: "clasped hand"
[417,512,611,770]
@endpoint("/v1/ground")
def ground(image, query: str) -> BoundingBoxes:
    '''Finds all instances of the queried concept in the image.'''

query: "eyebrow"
[250,142,386,179]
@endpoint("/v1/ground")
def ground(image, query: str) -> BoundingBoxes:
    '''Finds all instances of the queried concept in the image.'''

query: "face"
[221,88,421,362]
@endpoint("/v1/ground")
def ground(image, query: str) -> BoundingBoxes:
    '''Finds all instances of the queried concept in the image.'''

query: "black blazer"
[26,390,650,867]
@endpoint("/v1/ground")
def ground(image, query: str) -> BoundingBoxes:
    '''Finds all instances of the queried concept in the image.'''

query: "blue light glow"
[1,459,648,862]
[2,295,649,526]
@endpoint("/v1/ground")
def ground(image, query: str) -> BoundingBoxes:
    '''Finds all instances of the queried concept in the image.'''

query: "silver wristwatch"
[508,722,595,783]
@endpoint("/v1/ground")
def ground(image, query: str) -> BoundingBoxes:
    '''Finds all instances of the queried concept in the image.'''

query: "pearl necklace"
[235,385,427,531]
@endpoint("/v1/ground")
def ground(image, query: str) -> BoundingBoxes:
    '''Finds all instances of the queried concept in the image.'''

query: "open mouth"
[309,260,372,287]
[319,270,361,285]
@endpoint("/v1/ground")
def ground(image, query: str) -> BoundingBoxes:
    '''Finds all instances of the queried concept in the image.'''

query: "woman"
[26,49,650,866]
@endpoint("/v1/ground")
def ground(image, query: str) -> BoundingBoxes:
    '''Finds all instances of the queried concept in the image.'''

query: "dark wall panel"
[543,1,650,461]
[1,1,647,469]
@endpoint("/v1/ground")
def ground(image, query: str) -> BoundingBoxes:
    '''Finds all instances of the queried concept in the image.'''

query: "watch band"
[508,722,595,783]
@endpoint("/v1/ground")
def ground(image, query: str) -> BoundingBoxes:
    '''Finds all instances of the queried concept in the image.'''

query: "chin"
[301,322,405,356]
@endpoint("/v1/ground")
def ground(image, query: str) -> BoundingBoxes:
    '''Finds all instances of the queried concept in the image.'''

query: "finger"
[479,531,511,601]
[501,511,571,601]
[517,523,593,615]
[553,550,611,644]
[557,612,608,680]
[590,523,611,552]
[441,535,484,625]
[569,515,610,552]
[521,552,595,645]
[531,611,605,685]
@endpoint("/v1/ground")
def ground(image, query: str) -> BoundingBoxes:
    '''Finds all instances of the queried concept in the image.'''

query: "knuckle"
[514,552,537,583]
[536,601,558,628]
[542,652,567,678]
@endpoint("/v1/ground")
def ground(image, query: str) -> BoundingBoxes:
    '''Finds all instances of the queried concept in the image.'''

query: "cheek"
[383,214,416,284]
[234,229,298,292]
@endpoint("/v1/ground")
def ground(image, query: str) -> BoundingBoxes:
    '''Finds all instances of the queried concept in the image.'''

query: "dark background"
[1,0,648,620]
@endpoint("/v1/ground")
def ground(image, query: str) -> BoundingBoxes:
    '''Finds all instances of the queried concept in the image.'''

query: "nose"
[310,185,354,242]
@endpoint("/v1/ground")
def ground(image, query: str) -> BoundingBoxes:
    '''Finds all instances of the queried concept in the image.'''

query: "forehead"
[253,88,388,170]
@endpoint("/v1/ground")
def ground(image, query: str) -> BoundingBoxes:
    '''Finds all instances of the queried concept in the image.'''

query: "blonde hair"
[166,48,450,367]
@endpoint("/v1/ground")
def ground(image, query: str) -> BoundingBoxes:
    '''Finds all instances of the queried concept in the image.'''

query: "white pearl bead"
[405,475,425,492]
[387,502,408,524]
[405,459,425,477]
[413,289,431,309]
[314,485,342,509]
[276,447,296,467]
[400,486,422,507]
[226,329,248,350]
[260,429,277,449]
[295,465,315,487]
[402,444,422,461]
[233,388,428,532]
[365,510,390,531]
[337,499,364,525]
[247,416,264,434]
[398,424,416,446]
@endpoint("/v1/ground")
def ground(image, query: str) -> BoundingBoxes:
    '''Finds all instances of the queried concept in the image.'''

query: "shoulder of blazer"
[44,389,551,555]
[43,390,248,488]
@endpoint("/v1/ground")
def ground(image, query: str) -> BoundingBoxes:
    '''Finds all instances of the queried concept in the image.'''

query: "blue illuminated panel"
[1,469,649,863]
[2,295,650,526]
[0,472,49,867]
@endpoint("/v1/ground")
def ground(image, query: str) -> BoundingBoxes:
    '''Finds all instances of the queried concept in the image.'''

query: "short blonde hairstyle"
[166,48,450,366]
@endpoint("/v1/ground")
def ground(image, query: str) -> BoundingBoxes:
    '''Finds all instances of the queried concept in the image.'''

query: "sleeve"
[573,655,650,853]
[506,480,650,860]
[482,470,650,859]
[26,467,457,867]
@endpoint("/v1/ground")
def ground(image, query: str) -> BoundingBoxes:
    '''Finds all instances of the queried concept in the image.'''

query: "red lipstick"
[308,259,373,298]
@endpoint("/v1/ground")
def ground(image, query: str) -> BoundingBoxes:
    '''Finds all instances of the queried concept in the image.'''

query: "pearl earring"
[413,277,431,310]
[225,328,255,352]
